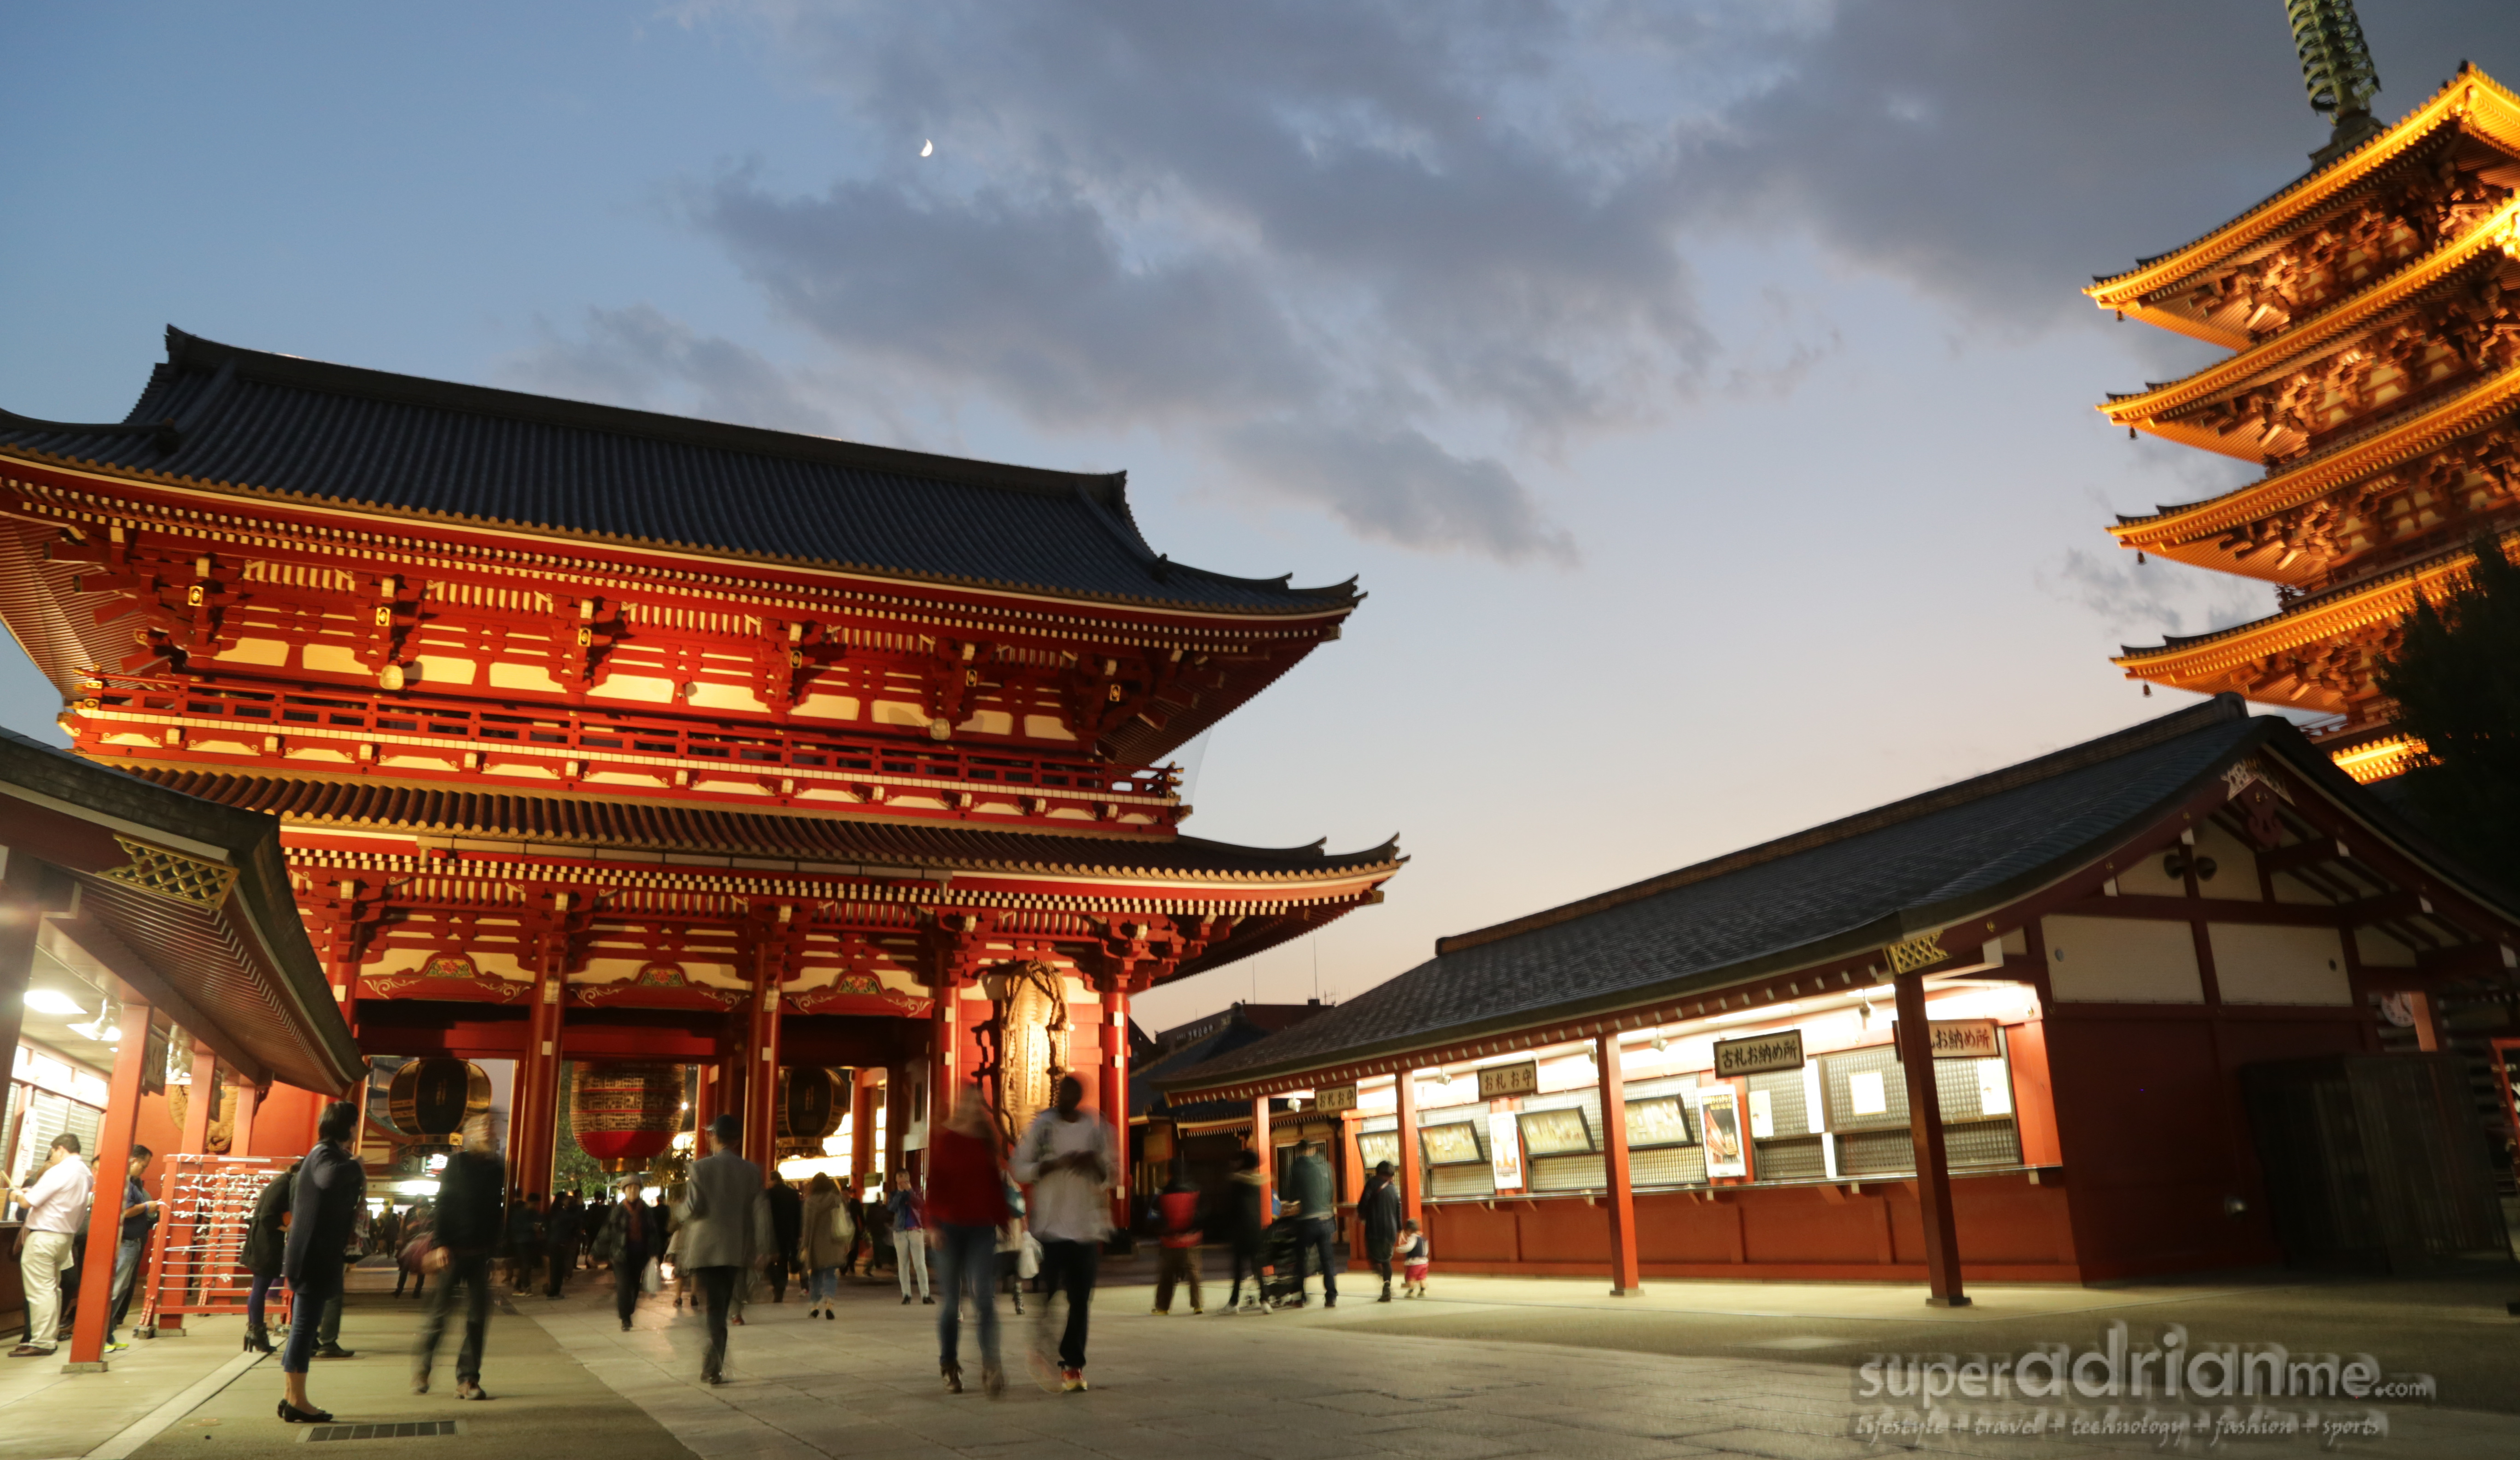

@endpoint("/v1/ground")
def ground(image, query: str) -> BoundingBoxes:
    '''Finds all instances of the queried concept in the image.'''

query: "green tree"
[550,1063,605,1197]
[2374,536,2520,886]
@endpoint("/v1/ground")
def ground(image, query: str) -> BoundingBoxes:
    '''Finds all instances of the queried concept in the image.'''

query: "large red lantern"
[571,1062,685,1171]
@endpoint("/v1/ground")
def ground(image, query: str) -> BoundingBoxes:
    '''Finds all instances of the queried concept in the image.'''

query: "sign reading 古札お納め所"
[1711,1028,1805,1078]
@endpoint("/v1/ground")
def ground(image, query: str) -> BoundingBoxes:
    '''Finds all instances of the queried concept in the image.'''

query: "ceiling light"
[1708,1003,1800,1026]
[24,989,84,1016]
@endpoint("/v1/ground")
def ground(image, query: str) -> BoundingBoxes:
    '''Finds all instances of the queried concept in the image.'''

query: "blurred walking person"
[275,1102,364,1424]
[413,1115,506,1402]
[927,1087,1012,1396]
[1150,1170,1203,1315]
[681,1114,771,1385]
[544,1193,582,1297]
[799,1174,850,1319]
[1010,1075,1113,1392]
[765,1179,802,1303]
[1222,1150,1267,1314]
[593,1177,656,1330]
[1359,1160,1402,1302]
[888,1168,930,1303]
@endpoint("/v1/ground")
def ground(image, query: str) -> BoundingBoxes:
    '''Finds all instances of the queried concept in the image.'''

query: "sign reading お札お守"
[1477,1061,1539,1099]
[1313,1083,1358,1114]
[1711,1028,1805,1078]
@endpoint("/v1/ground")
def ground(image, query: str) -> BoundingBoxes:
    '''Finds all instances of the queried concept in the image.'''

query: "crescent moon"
[920,139,934,158]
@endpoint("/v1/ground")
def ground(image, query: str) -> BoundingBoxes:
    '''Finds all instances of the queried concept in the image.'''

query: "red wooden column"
[1102,983,1131,1230]
[66,1000,153,1369]
[1394,1071,1421,1228]
[884,1062,910,1194]
[1893,969,1969,1307]
[513,947,567,1200]
[742,953,785,1173]
[178,1042,218,1153]
[1595,1031,1641,1296]
[231,1082,261,1158]
[849,1068,876,1186]
[1251,1095,1273,1216]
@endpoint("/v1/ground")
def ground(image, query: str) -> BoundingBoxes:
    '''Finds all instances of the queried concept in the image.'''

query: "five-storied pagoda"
[0,328,1401,1204]
[2090,2,2520,783]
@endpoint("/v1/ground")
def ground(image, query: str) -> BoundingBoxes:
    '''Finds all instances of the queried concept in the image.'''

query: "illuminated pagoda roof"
[0,327,1357,617]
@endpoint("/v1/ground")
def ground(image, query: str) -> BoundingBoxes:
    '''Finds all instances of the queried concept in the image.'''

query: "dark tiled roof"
[1164,699,2294,1088]
[0,329,1357,616]
[126,766,1401,882]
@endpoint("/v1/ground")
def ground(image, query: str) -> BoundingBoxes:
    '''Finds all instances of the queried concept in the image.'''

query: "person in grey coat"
[679,1113,774,1385]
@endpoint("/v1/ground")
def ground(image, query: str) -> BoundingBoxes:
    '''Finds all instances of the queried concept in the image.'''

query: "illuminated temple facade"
[0,329,1401,1203]
[2089,65,2520,783]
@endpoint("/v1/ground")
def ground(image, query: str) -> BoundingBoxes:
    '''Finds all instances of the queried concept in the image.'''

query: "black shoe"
[700,1372,727,1386]
[313,1343,356,1360]
[244,1325,274,1355]
[277,1400,332,1424]
[901,1294,912,1305]
[1324,1296,1337,1308]
[456,1382,491,1402]
[922,1296,936,1305]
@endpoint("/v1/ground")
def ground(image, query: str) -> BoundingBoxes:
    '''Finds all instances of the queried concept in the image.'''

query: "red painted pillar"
[884,1063,909,1196]
[849,1068,875,1186]
[1596,1032,1641,1295]
[1251,1094,1273,1217]
[67,1000,153,1368]
[743,951,785,1173]
[178,1042,218,1154]
[1394,1072,1421,1228]
[1102,984,1131,1230]
[1894,969,1969,1307]
[231,1083,261,1159]
[513,949,566,1201]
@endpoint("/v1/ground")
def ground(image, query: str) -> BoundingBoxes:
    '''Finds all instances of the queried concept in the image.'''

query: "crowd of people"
[20,1074,1431,1428]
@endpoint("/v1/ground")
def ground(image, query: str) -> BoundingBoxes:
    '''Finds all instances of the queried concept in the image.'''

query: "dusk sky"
[5,2,2509,1032]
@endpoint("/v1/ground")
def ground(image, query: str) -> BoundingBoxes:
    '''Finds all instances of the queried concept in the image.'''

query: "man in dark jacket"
[505,1194,545,1294]
[543,1194,582,1297]
[240,1163,294,1353]
[1284,1139,1338,1308]
[1358,1161,1403,1302]
[105,1145,163,1351]
[277,1103,365,1424]
[764,1179,803,1302]
[414,1116,506,1402]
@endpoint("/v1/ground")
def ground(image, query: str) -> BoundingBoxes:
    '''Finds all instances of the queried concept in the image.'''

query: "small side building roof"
[1161,697,2520,1096]
[0,726,364,1095]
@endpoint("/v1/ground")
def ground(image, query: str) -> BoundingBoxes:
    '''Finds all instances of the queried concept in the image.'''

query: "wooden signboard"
[1712,1028,1805,1078]
[1313,1083,1358,1114]
[1892,1019,2001,1059]
[1477,1061,1539,1099]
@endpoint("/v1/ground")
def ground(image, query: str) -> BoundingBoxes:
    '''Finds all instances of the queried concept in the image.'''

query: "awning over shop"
[1,726,362,1097]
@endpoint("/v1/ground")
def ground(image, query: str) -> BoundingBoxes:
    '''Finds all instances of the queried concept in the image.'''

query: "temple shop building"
[1161,697,2520,1299]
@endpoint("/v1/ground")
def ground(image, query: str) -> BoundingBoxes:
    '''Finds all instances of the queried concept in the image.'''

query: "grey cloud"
[1220,419,1577,565]
[498,304,837,434]
[2041,548,2272,644]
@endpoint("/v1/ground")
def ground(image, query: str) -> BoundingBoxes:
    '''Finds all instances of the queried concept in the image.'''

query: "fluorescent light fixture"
[24,989,84,1016]
[1708,1003,1800,1026]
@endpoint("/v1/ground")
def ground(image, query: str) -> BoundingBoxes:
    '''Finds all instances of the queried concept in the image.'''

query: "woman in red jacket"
[927,1085,1013,1396]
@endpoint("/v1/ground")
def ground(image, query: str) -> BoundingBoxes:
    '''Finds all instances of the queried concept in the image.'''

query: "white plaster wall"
[2040,915,2203,1003]
[2208,923,2353,1005]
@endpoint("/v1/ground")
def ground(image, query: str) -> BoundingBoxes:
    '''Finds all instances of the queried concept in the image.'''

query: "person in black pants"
[544,1194,582,1297]
[414,1116,507,1403]
[277,1103,366,1425]
[593,1179,657,1330]
[764,1179,802,1302]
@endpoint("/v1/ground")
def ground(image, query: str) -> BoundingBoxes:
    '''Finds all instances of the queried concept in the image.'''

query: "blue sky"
[4,2,2506,1030]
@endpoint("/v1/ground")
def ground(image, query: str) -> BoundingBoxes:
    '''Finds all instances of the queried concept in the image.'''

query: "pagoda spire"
[2285,0,2385,164]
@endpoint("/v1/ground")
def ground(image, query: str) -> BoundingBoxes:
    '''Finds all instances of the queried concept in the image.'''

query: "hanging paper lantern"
[388,1058,491,1139]
[572,1062,686,1171]
[778,1067,842,1144]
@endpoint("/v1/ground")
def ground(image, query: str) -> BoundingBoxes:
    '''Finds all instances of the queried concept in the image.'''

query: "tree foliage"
[2374,537,2520,887]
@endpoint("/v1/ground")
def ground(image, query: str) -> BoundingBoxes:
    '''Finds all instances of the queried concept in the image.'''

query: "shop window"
[1629,1145,1708,1188]
[1529,1154,1608,1192]
[1751,1135,1827,1181]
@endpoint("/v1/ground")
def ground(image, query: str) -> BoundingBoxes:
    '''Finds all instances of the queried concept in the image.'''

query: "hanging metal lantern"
[571,1062,686,1172]
[777,1066,843,1145]
[388,1058,491,1139]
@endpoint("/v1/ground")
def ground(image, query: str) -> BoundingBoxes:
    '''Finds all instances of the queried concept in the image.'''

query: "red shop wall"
[2045,1008,2367,1280]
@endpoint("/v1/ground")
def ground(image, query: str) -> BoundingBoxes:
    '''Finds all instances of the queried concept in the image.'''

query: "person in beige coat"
[678,1114,774,1384]
[799,1173,852,1319]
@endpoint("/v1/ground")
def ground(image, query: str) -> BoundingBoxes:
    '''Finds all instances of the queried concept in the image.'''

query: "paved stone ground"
[524,1260,2520,1460]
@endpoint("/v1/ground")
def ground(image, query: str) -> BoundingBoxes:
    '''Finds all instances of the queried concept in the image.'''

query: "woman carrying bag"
[799,1173,852,1319]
